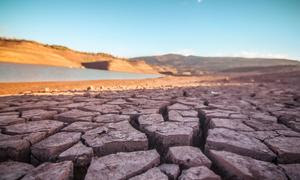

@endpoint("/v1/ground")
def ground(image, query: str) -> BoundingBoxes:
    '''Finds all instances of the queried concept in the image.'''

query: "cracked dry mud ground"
[0,81,300,180]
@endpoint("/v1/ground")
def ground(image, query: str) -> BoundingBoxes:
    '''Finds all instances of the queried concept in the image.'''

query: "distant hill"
[2,38,299,76]
[131,54,300,75]
[0,37,160,74]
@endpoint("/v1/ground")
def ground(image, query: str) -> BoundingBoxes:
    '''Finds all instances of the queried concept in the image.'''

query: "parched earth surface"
[0,79,300,180]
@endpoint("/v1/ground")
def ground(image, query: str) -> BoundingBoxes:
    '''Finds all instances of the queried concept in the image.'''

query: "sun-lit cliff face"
[0,38,163,74]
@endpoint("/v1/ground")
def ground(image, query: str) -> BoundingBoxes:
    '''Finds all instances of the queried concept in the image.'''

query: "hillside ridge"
[131,54,300,75]
[0,37,160,74]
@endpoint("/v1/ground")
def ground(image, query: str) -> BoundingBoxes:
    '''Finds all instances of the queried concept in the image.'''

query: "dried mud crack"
[0,81,300,180]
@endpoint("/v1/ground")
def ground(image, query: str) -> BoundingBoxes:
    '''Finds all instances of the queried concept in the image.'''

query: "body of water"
[0,62,162,82]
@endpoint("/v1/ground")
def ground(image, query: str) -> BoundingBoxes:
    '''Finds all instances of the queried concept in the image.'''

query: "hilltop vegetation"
[131,54,300,75]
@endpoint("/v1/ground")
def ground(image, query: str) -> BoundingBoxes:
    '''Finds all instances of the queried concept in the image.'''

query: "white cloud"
[212,51,292,59]
[197,0,203,3]
[149,49,196,56]
[232,51,290,59]
[173,49,196,56]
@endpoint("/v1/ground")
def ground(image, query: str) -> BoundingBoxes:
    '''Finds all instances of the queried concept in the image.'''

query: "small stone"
[166,146,211,168]
[158,164,180,180]
[179,166,221,180]
[0,161,34,180]
[208,150,287,180]
[31,132,81,162]
[129,167,168,180]
[44,87,50,92]
[85,150,160,180]
[22,161,73,180]
[22,91,32,94]
[87,86,94,91]
[58,142,93,167]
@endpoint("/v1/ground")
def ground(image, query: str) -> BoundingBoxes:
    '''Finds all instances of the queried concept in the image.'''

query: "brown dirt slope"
[0,38,159,74]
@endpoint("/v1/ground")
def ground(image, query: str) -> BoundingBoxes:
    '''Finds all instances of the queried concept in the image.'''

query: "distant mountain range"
[1,37,299,75]
[131,54,300,75]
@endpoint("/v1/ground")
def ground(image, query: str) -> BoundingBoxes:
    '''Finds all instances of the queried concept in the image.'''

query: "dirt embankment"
[0,38,161,74]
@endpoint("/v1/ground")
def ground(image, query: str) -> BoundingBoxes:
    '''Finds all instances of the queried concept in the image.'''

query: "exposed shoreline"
[1,69,300,96]
[0,75,229,95]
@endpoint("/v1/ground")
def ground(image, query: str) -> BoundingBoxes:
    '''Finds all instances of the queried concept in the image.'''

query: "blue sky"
[0,0,299,59]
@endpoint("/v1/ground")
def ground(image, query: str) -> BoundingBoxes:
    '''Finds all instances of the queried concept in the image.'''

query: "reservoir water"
[0,62,162,82]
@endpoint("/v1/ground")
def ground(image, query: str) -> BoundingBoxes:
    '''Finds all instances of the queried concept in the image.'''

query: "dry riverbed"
[0,73,300,179]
